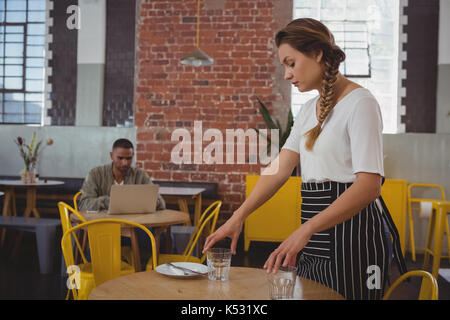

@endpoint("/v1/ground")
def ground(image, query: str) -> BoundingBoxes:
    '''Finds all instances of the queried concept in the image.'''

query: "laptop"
[108,184,159,215]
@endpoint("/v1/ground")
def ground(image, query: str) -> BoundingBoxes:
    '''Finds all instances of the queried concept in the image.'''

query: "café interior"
[0,0,449,301]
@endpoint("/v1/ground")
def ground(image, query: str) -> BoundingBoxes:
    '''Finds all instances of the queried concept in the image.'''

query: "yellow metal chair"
[407,183,450,262]
[383,270,439,300]
[61,218,157,300]
[145,201,222,270]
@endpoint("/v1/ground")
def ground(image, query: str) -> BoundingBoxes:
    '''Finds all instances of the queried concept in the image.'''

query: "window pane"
[26,93,43,101]
[24,113,41,123]
[6,26,24,33]
[27,35,45,45]
[26,45,44,57]
[5,43,24,57]
[6,0,26,10]
[26,79,44,91]
[5,93,24,100]
[0,10,5,23]
[6,33,23,42]
[6,10,26,23]
[4,77,23,89]
[28,10,46,22]
[5,57,24,64]
[4,100,24,113]
[26,67,44,79]
[4,113,24,123]
[28,1,46,10]
[5,65,23,76]
[26,101,42,113]
[26,57,44,67]
[27,24,46,35]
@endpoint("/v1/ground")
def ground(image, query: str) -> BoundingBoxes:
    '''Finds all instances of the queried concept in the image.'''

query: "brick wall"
[103,0,136,127]
[135,0,291,216]
[47,0,78,126]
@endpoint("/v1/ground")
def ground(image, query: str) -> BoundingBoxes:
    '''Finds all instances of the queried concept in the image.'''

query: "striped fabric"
[298,181,407,300]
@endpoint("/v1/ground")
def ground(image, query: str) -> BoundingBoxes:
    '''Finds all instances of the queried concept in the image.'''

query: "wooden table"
[0,180,64,251]
[159,187,205,226]
[0,180,65,218]
[88,266,344,300]
[71,209,190,272]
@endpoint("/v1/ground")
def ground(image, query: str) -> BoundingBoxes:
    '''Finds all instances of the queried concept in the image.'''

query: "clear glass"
[267,266,298,300]
[206,248,232,281]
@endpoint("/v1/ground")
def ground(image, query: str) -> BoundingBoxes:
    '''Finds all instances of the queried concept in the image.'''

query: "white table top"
[0,191,3,197]
[0,179,65,187]
[158,186,206,196]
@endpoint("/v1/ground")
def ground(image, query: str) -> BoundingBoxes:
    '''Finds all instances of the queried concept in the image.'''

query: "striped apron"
[297,181,407,300]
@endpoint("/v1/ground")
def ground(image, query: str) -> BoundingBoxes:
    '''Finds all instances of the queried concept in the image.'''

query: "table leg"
[1,188,14,246]
[130,228,142,272]
[24,188,40,218]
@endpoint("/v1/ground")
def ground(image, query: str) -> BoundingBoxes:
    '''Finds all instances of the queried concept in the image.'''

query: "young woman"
[202,18,406,300]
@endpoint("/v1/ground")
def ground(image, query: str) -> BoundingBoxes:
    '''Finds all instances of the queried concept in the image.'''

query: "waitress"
[203,18,406,300]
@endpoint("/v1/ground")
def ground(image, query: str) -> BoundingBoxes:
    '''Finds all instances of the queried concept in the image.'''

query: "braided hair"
[275,18,346,151]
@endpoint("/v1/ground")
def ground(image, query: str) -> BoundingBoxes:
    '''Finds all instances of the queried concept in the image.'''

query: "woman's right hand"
[202,214,243,255]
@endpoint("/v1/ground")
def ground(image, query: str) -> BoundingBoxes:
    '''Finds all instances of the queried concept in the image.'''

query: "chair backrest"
[58,201,88,265]
[407,183,446,203]
[61,219,157,297]
[383,270,439,300]
[183,201,222,263]
[73,191,83,213]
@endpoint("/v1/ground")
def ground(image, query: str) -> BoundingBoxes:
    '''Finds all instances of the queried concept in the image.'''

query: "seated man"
[78,138,166,211]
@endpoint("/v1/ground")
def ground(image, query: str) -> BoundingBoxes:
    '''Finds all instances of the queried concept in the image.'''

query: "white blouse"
[282,88,384,183]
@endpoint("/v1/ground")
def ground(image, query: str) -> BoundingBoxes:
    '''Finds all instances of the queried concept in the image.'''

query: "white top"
[282,88,384,183]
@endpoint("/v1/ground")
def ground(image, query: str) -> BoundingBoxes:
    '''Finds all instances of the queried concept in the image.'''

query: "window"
[0,0,47,124]
[292,0,400,133]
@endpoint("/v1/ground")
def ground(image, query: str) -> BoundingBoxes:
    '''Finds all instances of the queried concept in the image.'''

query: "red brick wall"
[135,0,291,216]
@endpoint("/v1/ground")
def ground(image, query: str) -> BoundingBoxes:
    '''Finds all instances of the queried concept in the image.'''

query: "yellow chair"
[73,190,82,213]
[407,183,450,262]
[383,270,439,300]
[61,218,157,300]
[145,201,222,270]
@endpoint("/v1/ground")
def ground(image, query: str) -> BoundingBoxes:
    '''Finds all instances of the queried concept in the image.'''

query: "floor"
[0,231,449,300]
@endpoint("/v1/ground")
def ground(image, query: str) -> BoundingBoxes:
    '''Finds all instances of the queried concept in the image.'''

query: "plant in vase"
[14,132,53,183]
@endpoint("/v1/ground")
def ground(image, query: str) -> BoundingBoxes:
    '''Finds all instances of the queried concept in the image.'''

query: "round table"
[88,267,344,300]
[72,209,190,272]
[0,180,65,218]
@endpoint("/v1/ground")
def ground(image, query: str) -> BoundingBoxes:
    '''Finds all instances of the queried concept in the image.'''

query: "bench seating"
[0,216,61,274]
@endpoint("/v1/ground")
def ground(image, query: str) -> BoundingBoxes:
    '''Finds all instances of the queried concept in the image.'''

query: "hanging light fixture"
[180,0,214,67]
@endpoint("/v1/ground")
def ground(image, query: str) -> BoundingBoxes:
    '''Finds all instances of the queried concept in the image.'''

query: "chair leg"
[423,211,436,270]
[431,206,446,279]
[445,217,450,263]
[408,206,416,261]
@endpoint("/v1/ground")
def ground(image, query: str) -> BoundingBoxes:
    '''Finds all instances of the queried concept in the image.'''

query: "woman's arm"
[264,171,382,273]
[202,149,300,254]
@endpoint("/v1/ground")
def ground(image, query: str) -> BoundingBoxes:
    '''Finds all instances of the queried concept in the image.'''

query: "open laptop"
[108,184,159,215]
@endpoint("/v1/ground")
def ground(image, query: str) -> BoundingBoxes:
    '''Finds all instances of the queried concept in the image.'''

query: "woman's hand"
[263,224,313,274]
[202,214,243,255]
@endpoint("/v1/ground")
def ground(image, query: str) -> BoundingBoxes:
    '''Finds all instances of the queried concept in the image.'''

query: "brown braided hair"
[275,18,346,151]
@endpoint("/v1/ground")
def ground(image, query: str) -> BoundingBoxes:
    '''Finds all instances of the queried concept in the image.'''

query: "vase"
[21,171,36,184]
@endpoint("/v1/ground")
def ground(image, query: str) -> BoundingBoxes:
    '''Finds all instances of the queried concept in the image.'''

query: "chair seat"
[72,261,134,300]
[145,254,202,270]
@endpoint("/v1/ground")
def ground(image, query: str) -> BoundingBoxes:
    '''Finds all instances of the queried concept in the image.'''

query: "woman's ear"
[314,49,323,63]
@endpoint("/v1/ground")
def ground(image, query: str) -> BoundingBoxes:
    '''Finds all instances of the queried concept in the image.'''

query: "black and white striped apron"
[297,181,407,300]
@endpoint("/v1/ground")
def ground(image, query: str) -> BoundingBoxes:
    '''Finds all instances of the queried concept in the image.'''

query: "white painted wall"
[77,0,106,64]
[439,0,450,65]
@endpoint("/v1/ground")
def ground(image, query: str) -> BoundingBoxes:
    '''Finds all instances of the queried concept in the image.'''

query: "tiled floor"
[0,231,449,300]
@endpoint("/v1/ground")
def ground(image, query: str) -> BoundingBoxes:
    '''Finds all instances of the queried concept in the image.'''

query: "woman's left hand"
[263,225,313,274]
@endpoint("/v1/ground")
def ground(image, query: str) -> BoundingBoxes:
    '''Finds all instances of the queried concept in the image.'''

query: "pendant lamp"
[180,0,214,66]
